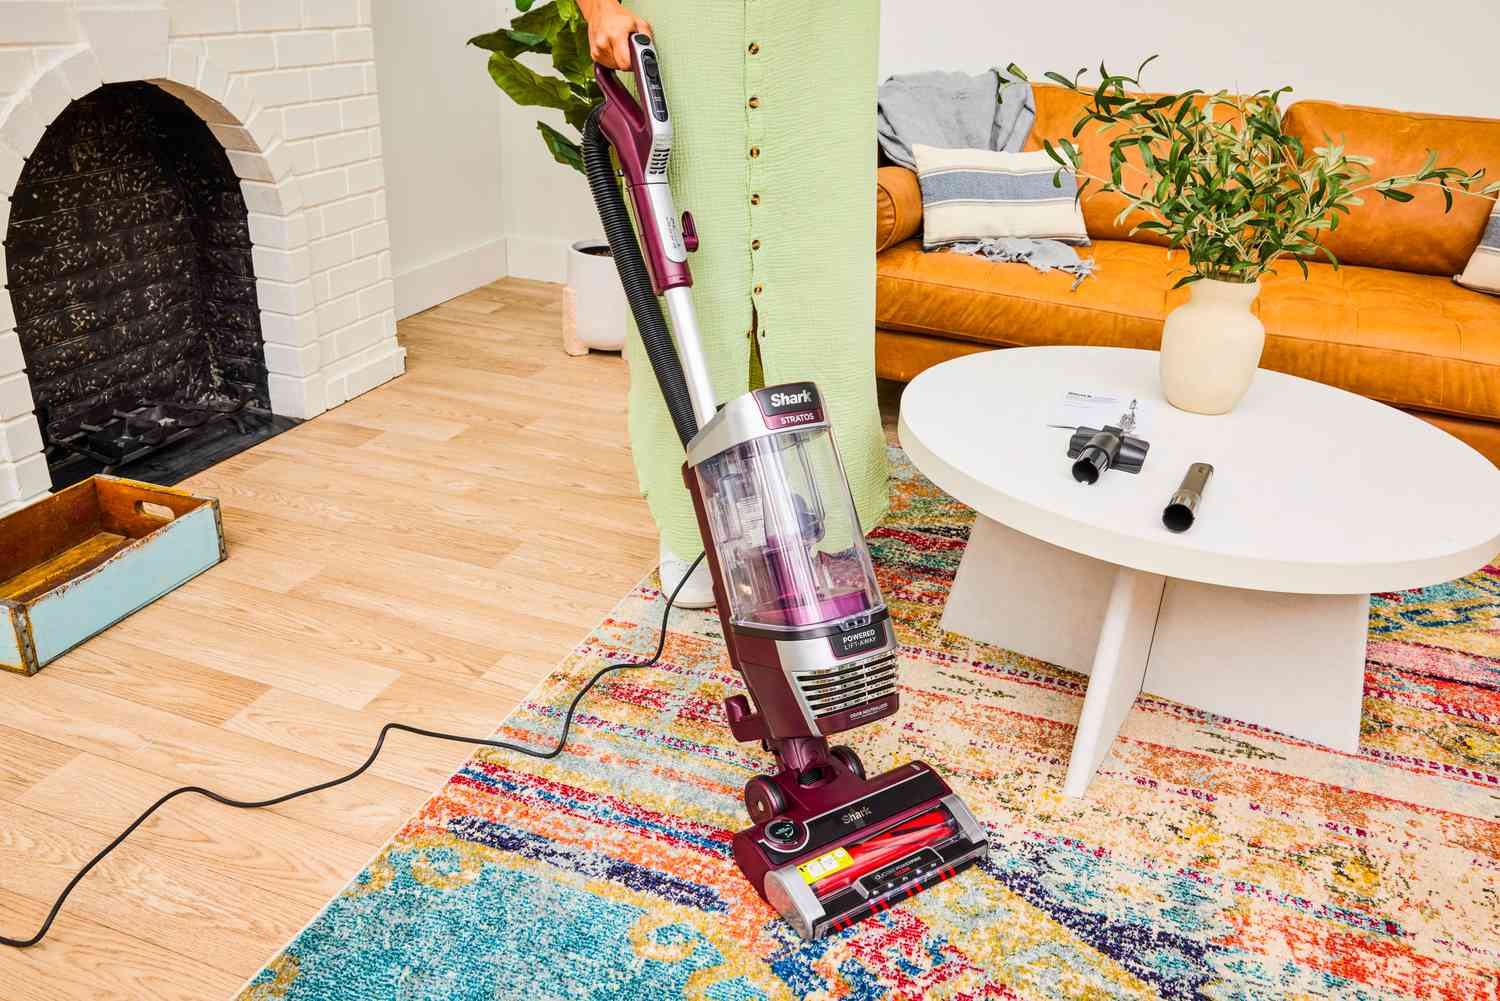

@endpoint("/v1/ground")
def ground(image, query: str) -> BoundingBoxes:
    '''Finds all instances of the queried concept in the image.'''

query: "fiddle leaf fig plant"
[470,0,599,174]
[1006,58,1500,287]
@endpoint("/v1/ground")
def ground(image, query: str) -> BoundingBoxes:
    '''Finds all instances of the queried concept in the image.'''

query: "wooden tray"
[0,476,225,675]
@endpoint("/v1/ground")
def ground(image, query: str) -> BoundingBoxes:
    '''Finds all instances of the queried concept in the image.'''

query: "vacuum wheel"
[831,745,865,780]
[745,775,787,823]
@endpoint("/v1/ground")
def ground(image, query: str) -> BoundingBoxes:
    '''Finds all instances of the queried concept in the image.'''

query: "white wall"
[494,0,602,285]
[373,0,509,317]
[500,77,602,282]
[878,0,1498,118]
[483,0,1499,286]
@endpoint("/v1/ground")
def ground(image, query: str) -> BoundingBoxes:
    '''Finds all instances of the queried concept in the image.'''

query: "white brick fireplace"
[0,0,405,507]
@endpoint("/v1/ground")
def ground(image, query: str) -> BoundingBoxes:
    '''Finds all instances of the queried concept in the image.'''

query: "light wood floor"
[0,279,664,999]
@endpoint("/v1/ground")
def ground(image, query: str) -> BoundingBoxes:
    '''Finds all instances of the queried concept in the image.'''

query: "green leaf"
[1416,148,1439,179]
[1041,138,1076,168]
[511,1,569,42]
[468,28,548,57]
[550,16,592,88]
[515,0,535,8]
[487,48,590,118]
[1376,187,1415,203]
[537,120,584,174]
[561,97,593,133]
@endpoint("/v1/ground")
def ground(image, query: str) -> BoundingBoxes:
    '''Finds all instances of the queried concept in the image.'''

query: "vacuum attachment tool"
[1068,425,1149,483]
[1163,462,1214,532]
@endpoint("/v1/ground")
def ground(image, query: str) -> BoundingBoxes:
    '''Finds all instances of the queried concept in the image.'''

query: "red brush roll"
[810,810,955,897]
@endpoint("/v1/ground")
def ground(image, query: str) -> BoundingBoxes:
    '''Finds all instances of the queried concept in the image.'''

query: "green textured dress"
[623,0,889,558]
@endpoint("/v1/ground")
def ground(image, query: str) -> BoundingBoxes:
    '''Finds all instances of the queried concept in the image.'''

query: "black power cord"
[0,553,706,949]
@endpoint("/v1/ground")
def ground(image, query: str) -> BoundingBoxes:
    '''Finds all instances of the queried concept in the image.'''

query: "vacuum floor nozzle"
[739,761,989,939]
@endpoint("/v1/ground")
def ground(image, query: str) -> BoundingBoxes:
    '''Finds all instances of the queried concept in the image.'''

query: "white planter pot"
[562,239,628,356]
[1159,278,1265,415]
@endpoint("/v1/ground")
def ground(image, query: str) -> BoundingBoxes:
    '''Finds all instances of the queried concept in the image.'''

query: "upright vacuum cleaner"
[582,35,989,940]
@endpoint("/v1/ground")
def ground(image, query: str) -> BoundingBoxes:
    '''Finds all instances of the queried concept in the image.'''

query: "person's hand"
[580,0,653,71]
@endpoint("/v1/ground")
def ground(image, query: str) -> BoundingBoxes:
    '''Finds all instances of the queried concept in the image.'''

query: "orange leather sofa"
[875,86,1500,464]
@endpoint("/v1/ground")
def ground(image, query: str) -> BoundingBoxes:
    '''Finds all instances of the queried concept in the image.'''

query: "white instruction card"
[1049,391,1152,434]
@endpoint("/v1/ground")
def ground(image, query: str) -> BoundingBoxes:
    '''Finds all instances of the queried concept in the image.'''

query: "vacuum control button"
[764,818,802,846]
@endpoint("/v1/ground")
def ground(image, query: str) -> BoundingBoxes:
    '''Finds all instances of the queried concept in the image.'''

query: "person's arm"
[577,0,653,70]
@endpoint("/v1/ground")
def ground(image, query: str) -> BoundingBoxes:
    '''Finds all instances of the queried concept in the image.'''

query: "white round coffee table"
[898,346,1500,796]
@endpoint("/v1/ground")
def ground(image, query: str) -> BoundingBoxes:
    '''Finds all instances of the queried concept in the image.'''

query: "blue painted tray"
[0,475,225,675]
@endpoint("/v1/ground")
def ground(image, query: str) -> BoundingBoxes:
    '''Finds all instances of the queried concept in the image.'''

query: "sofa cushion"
[876,239,1500,422]
[876,165,923,251]
[1281,101,1500,277]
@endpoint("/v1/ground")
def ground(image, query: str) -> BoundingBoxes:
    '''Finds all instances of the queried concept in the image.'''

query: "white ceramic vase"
[1159,278,1265,415]
[562,239,628,356]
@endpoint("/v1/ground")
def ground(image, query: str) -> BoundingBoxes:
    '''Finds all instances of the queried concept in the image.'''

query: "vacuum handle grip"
[592,33,661,139]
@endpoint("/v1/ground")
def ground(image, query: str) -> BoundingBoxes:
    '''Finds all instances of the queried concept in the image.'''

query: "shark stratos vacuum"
[582,34,989,940]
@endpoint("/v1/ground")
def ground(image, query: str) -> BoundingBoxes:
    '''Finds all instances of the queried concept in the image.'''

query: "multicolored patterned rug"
[239,449,1500,1000]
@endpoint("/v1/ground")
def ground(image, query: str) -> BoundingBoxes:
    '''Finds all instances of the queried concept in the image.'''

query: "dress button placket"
[745,0,768,337]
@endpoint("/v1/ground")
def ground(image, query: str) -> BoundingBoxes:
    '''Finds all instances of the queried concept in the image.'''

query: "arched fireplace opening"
[4,81,292,488]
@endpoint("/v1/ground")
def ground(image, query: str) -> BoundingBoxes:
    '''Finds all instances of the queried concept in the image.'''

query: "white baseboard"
[393,238,509,319]
[504,235,577,284]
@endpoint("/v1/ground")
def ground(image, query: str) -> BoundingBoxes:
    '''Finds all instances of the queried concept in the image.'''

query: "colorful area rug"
[239,449,1500,1000]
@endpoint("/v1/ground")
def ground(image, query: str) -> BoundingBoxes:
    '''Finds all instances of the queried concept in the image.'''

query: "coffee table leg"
[1062,567,1166,797]
[1143,582,1368,752]
[942,516,1120,673]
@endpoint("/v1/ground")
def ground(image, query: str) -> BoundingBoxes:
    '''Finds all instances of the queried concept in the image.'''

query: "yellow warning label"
[798,847,854,884]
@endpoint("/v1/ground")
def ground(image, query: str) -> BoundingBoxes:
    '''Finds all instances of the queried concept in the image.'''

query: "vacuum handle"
[591,40,648,133]
[592,35,694,294]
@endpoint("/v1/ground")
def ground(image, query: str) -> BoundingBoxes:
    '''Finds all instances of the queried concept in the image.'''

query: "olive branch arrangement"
[1005,58,1500,288]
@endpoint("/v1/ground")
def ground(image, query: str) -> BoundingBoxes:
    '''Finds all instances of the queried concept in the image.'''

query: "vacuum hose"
[582,109,699,448]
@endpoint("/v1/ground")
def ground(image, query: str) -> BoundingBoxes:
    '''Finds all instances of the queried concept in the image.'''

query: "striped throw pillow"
[912,144,1089,248]
[1456,205,1500,294]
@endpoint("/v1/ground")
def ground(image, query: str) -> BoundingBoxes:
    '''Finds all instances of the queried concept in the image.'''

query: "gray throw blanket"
[877,69,1093,282]
[876,68,1034,170]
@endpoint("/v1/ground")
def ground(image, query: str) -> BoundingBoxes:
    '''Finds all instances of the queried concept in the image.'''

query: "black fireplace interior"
[3,81,296,489]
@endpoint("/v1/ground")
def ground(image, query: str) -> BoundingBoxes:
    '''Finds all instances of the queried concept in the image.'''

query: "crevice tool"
[1163,462,1213,532]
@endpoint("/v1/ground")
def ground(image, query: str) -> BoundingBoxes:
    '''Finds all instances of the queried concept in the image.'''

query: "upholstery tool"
[1068,424,1150,482]
[581,33,988,940]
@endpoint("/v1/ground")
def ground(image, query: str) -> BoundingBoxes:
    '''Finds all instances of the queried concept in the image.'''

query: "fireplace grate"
[43,393,268,469]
